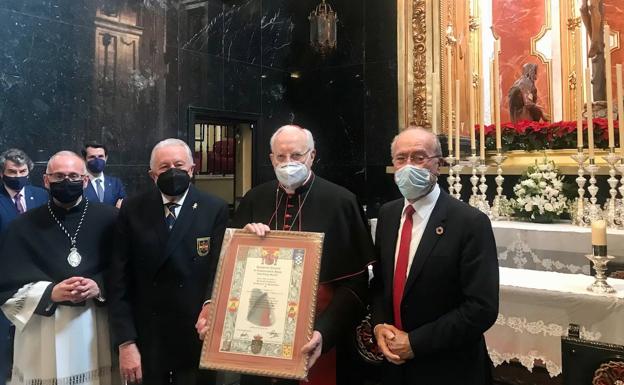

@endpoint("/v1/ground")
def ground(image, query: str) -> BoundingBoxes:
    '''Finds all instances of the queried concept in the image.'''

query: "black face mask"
[157,168,191,196]
[49,179,84,204]
[3,175,30,191]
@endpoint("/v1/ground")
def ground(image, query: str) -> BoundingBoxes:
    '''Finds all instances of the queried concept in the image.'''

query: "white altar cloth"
[485,267,624,377]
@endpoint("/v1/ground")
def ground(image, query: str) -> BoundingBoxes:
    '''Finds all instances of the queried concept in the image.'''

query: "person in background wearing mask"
[0,151,117,385]
[371,126,499,385]
[0,148,48,385]
[196,125,374,385]
[107,138,228,385]
[82,143,126,208]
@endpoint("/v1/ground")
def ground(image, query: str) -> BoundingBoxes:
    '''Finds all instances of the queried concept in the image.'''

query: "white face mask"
[274,162,310,190]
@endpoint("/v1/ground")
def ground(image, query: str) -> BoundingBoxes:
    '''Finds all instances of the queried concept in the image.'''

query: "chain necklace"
[271,176,315,231]
[47,199,89,267]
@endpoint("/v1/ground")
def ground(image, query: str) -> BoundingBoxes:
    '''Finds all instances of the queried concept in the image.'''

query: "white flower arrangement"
[510,159,569,222]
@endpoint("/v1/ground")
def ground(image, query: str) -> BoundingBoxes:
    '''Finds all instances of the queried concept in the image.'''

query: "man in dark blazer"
[107,138,228,385]
[0,148,48,385]
[82,143,126,207]
[371,126,499,384]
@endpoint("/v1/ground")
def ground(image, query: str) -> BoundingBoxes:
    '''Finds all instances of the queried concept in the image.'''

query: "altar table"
[485,267,624,377]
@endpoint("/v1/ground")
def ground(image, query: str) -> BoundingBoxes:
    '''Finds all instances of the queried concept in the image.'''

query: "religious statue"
[508,63,549,124]
[580,0,606,101]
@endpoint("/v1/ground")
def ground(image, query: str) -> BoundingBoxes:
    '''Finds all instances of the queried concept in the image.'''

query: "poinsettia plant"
[479,119,614,152]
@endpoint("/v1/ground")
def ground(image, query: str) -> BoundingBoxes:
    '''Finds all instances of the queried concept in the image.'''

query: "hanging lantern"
[308,0,338,55]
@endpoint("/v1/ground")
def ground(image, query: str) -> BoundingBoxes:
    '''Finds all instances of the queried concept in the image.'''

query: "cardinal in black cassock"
[231,125,375,385]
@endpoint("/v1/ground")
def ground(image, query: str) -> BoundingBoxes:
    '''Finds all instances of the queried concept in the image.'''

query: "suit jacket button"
[152,282,157,287]
[178,283,184,288]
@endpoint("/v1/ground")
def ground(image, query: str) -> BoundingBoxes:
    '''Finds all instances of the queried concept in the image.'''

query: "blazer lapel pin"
[435,226,444,235]
[192,203,198,210]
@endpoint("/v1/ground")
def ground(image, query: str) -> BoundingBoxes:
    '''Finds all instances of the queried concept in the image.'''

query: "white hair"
[150,138,194,170]
[46,151,87,174]
[390,126,442,157]
[269,125,315,153]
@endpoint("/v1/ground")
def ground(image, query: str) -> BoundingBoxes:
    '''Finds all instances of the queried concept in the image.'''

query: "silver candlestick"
[603,149,621,228]
[585,253,616,294]
[491,150,508,219]
[616,160,624,228]
[445,155,456,197]
[584,160,603,222]
[570,149,588,226]
[451,161,465,201]
[467,154,480,207]
[476,160,491,215]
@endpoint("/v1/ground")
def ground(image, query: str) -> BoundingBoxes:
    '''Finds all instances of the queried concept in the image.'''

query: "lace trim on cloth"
[2,283,35,317]
[12,365,113,385]
[495,314,602,340]
[488,347,562,377]
[498,234,590,274]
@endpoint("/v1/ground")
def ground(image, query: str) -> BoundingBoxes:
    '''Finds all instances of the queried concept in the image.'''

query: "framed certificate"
[200,228,324,380]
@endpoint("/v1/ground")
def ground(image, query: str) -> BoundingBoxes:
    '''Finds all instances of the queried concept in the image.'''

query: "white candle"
[604,25,615,148]
[617,64,624,156]
[456,122,463,160]
[455,80,461,159]
[468,38,476,153]
[494,39,501,150]
[432,73,438,134]
[586,67,594,159]
[479,67,486,160]
[575,23,584,149]
[447,46,454,154]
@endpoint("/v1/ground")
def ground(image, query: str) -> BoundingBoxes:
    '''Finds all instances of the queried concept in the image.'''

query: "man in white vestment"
[0,151,118,385]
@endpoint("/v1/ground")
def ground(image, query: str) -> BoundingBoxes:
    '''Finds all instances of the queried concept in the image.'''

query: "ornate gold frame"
[398,0,581,134]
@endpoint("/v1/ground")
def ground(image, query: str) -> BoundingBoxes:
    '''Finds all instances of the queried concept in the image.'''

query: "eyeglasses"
[46,173,85,182]
[273,149,311,163]
[392,152,441,166]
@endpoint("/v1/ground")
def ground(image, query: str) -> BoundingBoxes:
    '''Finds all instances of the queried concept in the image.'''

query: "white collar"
[402,184,440,218]
[88,172,104,182]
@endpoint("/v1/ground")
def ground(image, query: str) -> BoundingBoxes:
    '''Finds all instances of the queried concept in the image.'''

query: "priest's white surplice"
[1,281,113,385]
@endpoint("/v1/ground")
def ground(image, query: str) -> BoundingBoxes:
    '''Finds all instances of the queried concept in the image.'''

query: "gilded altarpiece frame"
[398,0,586,136]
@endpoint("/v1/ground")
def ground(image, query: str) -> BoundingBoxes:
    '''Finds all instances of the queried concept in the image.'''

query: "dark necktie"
[14,193,25,214]
[393,205,415,330]
[165,202,179,232]
[95,179,104,202]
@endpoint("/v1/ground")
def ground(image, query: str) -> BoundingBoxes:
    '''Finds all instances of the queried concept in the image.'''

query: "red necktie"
[393,205,415,330]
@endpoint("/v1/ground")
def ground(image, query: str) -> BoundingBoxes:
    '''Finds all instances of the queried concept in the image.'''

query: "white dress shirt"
[160,188,189,218]
[393,184,441,276]
[88,173,105,195]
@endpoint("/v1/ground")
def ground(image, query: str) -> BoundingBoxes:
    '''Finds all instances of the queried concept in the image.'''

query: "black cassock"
[0,198,117,310]
[232,173,375,385]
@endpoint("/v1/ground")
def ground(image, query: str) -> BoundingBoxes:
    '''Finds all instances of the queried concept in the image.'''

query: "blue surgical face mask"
[274,162,309,190]
[394,165,436,200]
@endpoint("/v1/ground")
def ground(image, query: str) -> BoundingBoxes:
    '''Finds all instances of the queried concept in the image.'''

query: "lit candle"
[455,79,460,158]
[604,25,614,148]
[575,22,584,149]
[468,38,476,153]
[586,67,594,159]
[432,73,438,135]
[447,46,453,153]
[617,64,624,156]
[591,219,607,256]
[494,39,502,150]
